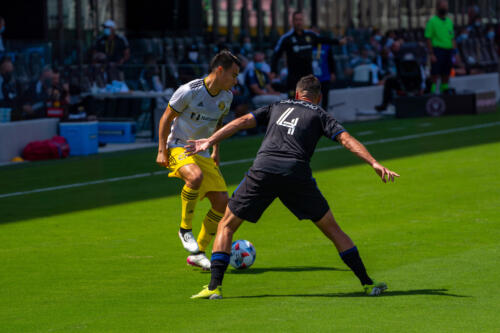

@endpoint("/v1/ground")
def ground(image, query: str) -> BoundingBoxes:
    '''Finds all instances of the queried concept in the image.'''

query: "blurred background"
[0,0,499,161]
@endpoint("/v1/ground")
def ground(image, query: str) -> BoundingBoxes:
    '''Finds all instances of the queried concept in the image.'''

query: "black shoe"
[375,104,387,112]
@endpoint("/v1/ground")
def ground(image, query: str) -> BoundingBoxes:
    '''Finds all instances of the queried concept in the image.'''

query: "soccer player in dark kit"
[187,75,400,299]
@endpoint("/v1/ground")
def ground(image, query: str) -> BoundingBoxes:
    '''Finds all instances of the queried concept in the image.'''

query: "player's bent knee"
[187,171,204,188]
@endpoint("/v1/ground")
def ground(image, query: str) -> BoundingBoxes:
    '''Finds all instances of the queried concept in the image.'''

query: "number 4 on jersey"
[276,107,299,135]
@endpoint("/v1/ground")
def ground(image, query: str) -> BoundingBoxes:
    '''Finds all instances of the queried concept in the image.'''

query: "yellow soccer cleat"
[191,285,222,299]
[363,281,388,296]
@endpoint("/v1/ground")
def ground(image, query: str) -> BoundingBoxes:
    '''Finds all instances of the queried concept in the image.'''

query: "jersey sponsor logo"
[276,107,299,135]
[293,45,313,53]
[190,112,219,122]
[218,101,226,111]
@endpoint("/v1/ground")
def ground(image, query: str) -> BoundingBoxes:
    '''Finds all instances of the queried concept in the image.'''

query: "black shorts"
[228,170,330,223]
[431,47,453,76]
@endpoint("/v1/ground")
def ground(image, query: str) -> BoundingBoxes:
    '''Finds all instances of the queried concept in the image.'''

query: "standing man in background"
[425,0,456,94]
[311,27,336,111]
[271,11,347,97]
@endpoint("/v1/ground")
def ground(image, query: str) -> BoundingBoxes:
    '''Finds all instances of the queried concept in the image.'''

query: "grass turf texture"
[1,112,499,332]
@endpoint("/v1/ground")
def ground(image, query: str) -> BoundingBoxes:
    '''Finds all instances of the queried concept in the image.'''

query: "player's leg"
[176,163,204,253]
[192,170,276,299]
[190,208,244,299]
[314,210,387,295]
[197,191,228,252]
[440,50,452,93]
[430,48,440,93]
[209,208,244,287]
[279,177,386,295]
[188,191,228,270]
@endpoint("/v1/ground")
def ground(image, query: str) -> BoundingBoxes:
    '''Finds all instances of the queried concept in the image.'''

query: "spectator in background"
[239,36,254,58]
[311,27,336,110]
[369,28,383,53]
[486,25,496,41]
[0,17,5,55]
[21,67,54,119]
[455,27,469,43]
[345,47,379,85]
[0,57,16,108]
[384,30,397,49]
[178,44,205,84]
[140,54,163,91]
[375,41,428,112]
[376,48,397,81]
[51,69,70,104]
[246,52,286,109]
[467,9,484,37]
[425,0,455,94]
[93,20,130,65]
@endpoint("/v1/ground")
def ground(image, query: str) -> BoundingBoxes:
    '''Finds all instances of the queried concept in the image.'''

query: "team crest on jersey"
[218,101,226,111]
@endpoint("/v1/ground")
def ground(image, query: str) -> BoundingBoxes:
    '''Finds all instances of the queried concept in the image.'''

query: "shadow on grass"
[228,266,349,274]
[1,112,499,224]
[226,288,470,299]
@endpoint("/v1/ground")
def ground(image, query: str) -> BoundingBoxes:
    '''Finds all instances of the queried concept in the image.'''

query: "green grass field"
[1,112,500,332]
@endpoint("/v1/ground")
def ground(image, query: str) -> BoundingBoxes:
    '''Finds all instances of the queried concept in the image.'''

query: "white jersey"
[167,78,233,157]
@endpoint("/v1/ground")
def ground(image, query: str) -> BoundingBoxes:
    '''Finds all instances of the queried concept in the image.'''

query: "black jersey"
[271,29,340,85]
[250,99,345,178]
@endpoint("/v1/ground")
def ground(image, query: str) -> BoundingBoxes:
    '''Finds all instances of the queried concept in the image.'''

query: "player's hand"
[431,54,437,63]
[372,161,400,183]
[185,139,211,156]
[156,150,169,168]
[211,151,220,166]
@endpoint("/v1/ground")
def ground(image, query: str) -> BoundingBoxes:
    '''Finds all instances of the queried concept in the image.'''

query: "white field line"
[1,121,499,199]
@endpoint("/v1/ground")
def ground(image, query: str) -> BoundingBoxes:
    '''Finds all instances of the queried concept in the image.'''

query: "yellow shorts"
[167,147,227,200]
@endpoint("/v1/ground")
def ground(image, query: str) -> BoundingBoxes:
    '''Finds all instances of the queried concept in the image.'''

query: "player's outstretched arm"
[185,113,257,156]
[337,131,400,183]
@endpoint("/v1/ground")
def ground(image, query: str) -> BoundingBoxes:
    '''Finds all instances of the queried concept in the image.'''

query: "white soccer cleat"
[187,253,211,271]
[178,230,199,253]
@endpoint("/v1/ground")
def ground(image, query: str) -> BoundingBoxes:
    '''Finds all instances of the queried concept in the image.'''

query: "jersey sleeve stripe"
[168,103,181,114]
[331,129,345,140]
[274,29,294,52]
[249,112,257,123]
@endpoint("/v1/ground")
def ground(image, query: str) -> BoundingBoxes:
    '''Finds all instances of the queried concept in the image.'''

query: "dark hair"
[296,75,321,99]
[292,11,303,20]
[0,56,11,66]
[209,50,241,72]
[436,0,448,9]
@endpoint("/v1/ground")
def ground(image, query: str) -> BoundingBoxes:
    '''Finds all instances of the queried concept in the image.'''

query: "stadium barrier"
[328,73,500,122]
[0,118,59,163]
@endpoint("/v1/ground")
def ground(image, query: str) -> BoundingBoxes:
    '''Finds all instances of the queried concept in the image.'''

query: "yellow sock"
[197,208,224,252]
[180,185,199,230]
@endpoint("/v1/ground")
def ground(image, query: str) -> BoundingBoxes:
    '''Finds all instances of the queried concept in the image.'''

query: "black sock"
[339,246,373,285]
[208,252,230,290]
[179,228,192,236]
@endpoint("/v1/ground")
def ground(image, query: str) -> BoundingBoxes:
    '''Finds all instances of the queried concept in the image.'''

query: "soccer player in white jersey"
[156,51,240,270]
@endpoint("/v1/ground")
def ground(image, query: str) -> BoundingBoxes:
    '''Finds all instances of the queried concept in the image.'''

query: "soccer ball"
[230,239,256,269]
